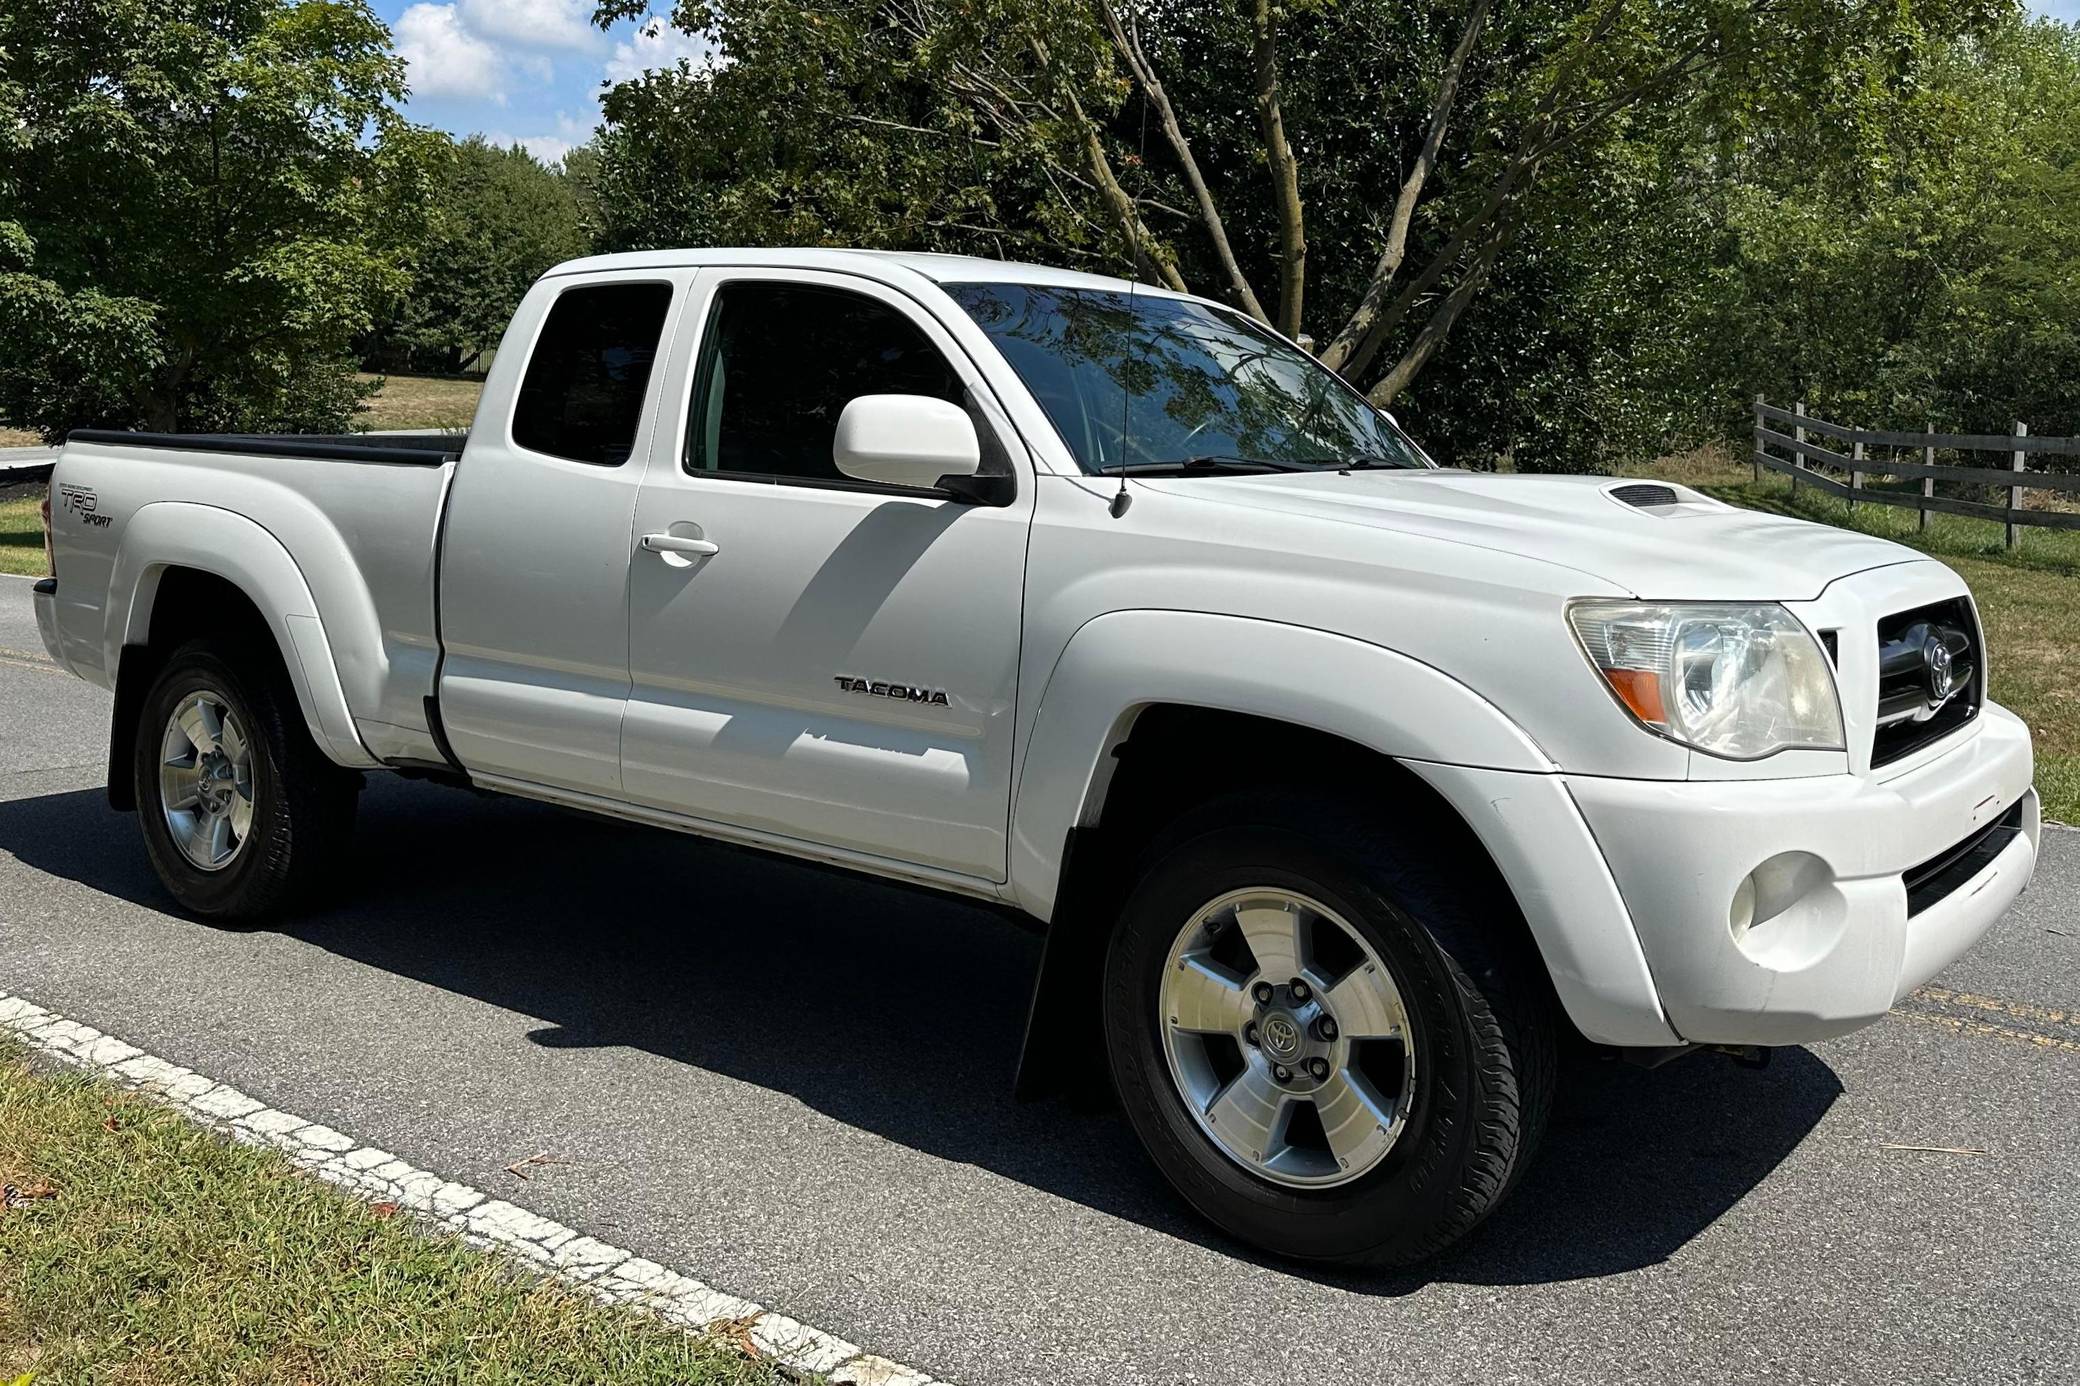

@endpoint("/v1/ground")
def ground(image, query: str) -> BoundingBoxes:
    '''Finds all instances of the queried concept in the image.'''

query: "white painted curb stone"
[0,991,944,1386]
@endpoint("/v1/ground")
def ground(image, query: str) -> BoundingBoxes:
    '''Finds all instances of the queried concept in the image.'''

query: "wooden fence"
[1751,398,2080,548]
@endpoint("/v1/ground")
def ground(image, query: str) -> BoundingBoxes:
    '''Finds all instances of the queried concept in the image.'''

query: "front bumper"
[1566,702,2038,1045]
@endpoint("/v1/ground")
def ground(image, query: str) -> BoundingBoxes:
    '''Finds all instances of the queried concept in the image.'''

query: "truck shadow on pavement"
[0,776,1842,1291]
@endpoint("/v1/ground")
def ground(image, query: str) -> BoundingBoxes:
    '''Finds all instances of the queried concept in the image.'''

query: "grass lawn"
[1634,446,2080,823]
[0,1046,787,1385]
[353,373,483,433]
[1,375,482,443]
[0,496,46,578]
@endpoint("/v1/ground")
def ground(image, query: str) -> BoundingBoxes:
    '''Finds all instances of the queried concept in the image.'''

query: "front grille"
[1871,597,1981,767]
[1904,800,2024,917]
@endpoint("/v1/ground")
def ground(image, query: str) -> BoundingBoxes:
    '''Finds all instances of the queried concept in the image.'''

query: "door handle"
[639,532,719,557]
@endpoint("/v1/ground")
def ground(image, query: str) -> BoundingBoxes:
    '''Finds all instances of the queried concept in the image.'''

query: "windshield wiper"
[1236,453,1415,472]
[1119,455,1321,475]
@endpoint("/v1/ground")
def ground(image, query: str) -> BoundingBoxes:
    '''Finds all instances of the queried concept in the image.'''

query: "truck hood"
[1135,469,1922,601]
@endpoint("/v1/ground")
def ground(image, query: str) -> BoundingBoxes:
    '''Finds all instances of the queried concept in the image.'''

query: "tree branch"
[1367,223,1510,407]
[1332,0,1741,384]
[1053,60,1188,290]
[1319,0,1493,372]
[1099,0,1268,321]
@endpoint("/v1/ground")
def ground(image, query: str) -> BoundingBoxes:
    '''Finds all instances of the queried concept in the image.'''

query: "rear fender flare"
[108,503,376,770]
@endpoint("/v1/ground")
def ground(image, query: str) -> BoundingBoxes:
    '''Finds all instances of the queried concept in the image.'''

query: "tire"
[133,639,359,923]
[1103,790,1555,1269]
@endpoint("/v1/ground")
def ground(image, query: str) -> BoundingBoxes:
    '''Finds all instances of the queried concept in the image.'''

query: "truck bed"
[43,429,463,767]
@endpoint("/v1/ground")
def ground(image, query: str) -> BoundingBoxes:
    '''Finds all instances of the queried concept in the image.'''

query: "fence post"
[1792,401,1806,495]
[1920,424,1933,534]
[2009,421,2027,551]
[1752,394,1764,484]
[1849,439,1864,512]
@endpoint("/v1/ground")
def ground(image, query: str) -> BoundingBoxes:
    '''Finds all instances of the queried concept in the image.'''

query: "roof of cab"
[540,246,1172,297]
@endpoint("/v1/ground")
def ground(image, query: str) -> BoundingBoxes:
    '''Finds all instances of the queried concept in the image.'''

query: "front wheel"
[1103,793,1554,1268]
[134,640,358,922]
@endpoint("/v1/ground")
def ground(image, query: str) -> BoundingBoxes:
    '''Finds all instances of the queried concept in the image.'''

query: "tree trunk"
[139,344,195,432]
[1250,0,1305,337]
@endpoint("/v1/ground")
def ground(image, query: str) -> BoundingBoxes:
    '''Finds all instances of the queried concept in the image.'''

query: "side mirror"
[833,394,981,490]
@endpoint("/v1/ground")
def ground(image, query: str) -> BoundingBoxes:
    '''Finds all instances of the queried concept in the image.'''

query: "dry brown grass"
[353,373,484,433]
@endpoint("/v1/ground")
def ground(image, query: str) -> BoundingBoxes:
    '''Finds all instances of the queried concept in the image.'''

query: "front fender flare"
[1007,609,1553,920]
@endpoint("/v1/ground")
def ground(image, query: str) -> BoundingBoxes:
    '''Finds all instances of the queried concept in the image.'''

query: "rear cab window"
[513,282,675,466]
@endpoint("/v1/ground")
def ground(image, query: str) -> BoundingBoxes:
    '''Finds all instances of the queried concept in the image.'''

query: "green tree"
[368,137,591,376]
[590,0,1997,443]
[1680,14,2080,440]
[0,0,441,439]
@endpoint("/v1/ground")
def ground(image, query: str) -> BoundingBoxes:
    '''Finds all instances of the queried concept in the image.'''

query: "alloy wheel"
[1158,887,1417,1188]
[158,689,256,872]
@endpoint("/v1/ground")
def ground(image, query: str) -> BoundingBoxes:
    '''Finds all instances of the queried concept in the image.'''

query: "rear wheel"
[133,641,358,922]
[1103,792,1554,1268]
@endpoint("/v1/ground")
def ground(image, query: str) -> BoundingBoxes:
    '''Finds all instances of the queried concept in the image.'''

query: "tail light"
[40,480,54,576]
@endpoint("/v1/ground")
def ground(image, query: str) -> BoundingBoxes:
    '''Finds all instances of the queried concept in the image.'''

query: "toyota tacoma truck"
[33,249,2039,1268]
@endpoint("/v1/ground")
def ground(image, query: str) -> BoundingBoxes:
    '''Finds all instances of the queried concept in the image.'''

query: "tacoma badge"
[834,675,951,707]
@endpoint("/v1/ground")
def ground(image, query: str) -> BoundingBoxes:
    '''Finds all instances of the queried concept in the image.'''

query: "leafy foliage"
[0,0,442,439]
[365,138,591,376]
[585,0,2015,470]
[1675,15,2080,441]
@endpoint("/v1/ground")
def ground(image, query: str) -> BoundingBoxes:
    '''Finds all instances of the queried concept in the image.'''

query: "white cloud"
[396,3,506,103]
[458,0,597,51]
[604,17,719,84]
[479,112,598,167]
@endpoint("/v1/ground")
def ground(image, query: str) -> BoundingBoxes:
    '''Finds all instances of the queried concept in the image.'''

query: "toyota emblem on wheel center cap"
[1261,1013,1303,1061]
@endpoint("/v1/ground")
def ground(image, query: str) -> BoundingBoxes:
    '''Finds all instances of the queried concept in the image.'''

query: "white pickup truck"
[34,249,2039,1267]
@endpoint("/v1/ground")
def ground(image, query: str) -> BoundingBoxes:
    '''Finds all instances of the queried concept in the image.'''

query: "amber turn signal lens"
[1602,668,1665,725]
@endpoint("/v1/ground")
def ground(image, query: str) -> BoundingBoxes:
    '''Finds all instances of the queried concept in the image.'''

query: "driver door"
[622,269,1035,884]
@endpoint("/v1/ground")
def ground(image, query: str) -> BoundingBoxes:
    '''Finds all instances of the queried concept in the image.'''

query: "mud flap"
[105,642,156,812]
[1013,826,1116,1106]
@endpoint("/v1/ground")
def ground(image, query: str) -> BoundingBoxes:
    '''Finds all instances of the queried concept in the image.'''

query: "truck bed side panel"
[45,438,456,764]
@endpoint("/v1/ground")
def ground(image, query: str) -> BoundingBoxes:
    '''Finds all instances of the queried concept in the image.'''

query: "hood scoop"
[1609,482,1678,509]
[1603,480,1725,517]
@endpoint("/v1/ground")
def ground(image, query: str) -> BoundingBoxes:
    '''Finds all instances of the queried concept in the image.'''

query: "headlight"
[1568,601,1844,759]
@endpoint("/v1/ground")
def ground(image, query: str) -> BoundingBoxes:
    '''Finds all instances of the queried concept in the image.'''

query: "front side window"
[945,282,1431,475]
[512,282,673,466]
[688,281,964,481]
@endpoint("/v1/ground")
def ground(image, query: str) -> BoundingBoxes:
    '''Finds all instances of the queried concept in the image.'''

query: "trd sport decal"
[833,676,952,707]
[58,484,113,528]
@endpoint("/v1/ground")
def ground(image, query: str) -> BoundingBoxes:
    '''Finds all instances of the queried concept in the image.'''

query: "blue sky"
[373,1,2080,165]
[369,2,714,163]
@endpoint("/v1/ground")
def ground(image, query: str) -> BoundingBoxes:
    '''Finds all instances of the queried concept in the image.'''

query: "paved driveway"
[1,574,2074,1384]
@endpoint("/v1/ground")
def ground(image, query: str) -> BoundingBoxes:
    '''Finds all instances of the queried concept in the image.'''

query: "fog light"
[1728,851,1846,970]
[1730,873,1757,942]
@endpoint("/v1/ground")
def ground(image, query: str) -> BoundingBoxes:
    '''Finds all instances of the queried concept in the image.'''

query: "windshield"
[944,282,1432,475]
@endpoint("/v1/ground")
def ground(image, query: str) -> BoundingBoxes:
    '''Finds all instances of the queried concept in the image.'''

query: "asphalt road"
[2,572,2075,1385]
